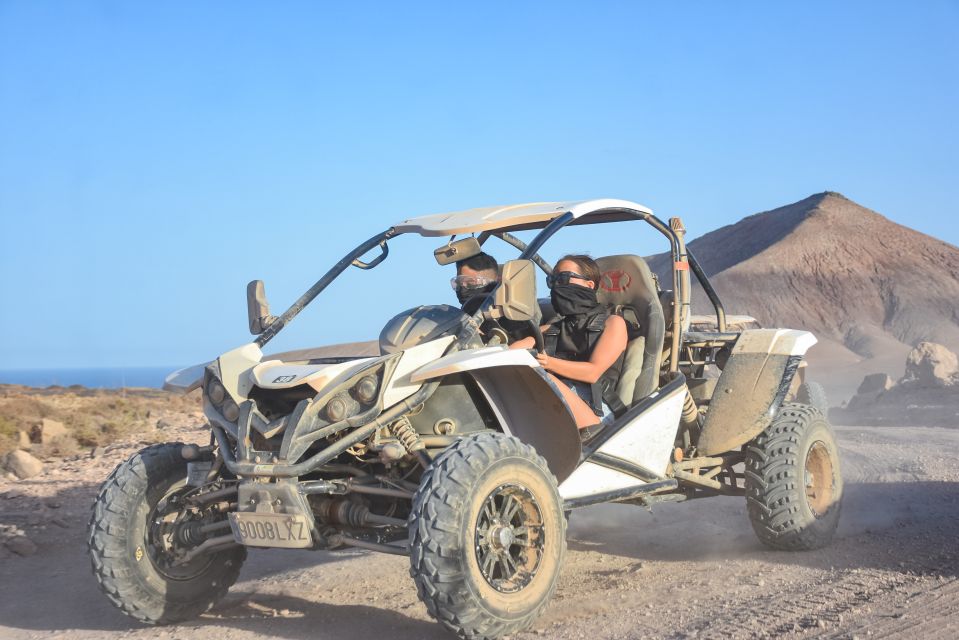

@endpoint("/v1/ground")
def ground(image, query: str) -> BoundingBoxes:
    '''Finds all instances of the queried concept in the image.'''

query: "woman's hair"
[557,254,601,289]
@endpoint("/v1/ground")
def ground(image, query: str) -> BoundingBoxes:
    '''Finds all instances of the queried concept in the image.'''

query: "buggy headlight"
[207,379,226,404]
[326,392,360,422]
[353,375,379,405]
[221,398,240,422]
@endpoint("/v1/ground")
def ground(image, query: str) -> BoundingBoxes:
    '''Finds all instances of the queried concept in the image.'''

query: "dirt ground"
[2,421,958,640]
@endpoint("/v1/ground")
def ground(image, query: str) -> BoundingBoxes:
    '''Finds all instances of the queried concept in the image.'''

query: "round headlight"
[221,398,239,422]
[354,375,378,404]
[326,393,359,422]
[207,379,225,404]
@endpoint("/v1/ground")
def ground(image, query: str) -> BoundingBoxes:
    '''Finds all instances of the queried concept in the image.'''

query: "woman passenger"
[511,255,627,442]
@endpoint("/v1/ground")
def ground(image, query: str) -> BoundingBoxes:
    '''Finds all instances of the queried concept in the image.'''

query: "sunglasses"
[546,271,590,289]
[450,275,497,290]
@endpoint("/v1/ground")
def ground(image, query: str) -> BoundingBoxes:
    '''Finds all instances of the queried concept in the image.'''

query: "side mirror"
[491,259,538,322]
[246,280,276,335]
[433,237,482,266]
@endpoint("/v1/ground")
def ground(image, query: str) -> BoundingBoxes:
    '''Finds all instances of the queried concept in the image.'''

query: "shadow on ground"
[567,480,959,577]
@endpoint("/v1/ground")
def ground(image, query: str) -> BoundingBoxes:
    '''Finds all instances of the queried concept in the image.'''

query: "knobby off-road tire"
[797,381,829,416]
[745,403,843,550]
[409,433,566,640]
[88,443,246,624]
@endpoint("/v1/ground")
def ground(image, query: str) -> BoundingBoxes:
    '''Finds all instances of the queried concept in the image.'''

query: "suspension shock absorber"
[389,416,432,468]
[680,389,703,451]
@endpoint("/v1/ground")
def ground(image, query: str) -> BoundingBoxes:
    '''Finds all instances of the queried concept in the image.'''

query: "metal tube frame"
[255,228,398,348]
[518,208,728,373]
[212,379,441,478]
[249,206,728,369]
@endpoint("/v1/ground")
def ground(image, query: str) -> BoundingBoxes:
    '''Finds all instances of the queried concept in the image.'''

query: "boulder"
[29,418,68,445]
[4,450,43,479]
[847,372,895,410]
[857,373,893,395]
[902,342,958,388]
[4,535,38,557]
[17,430,31,450]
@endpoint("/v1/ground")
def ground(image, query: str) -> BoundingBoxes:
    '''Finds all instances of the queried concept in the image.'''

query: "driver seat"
[595,255,666,408]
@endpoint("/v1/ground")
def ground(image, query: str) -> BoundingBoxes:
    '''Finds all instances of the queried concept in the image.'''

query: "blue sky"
[1,1,957,369]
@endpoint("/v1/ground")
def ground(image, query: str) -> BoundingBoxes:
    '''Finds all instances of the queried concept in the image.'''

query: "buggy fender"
[163,362,209,393]
[697,329,816,456]
[466,366,581,483]
[409,345,538,382]
[411,345,581,481]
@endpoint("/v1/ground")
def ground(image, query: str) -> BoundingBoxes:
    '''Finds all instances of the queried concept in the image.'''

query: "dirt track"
[2,425,958,640]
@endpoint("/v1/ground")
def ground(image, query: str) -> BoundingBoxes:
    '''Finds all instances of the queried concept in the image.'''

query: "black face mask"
[550,284,600,317]
[457,283,496,307]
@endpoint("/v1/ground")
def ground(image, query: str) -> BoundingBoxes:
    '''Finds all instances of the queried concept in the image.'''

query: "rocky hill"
[648,192,959,401]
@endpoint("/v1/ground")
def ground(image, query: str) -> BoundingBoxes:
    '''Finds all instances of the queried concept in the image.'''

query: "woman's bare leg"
[546,372,600,429]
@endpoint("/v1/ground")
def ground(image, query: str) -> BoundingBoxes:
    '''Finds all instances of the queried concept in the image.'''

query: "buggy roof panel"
[393,199,654,237]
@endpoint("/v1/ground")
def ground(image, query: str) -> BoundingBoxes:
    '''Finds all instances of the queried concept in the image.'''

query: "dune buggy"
[88,199,842,639]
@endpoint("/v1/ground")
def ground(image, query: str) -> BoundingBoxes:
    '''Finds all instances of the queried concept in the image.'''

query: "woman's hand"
[535,352,551,370]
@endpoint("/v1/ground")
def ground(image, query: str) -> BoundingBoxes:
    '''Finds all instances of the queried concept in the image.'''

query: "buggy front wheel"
[87,443,246,624]
[408,433,566,639]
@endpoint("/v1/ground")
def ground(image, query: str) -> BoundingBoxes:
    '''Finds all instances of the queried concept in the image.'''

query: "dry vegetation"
[0,385,202,458]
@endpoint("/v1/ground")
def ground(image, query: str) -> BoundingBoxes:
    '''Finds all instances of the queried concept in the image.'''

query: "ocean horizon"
[0,366,181,389]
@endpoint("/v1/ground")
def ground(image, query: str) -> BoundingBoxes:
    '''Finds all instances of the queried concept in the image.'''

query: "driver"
[452,253,529,343]
[452,252,499,314]
[510,255,627,442]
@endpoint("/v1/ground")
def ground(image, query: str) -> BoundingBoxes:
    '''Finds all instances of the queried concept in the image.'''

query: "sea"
[0,367,178,389]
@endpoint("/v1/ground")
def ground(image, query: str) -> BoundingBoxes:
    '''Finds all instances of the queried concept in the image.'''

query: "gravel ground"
[2,422,957,640]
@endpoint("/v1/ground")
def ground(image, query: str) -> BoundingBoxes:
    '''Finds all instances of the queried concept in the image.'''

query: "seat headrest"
[595,255,660,311]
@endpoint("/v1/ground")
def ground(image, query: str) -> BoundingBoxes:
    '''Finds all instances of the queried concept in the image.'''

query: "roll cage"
[254,200,729,375]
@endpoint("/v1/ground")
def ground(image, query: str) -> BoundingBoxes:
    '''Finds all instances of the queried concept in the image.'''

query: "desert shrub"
[35,434,81,458]
[0,415,19,455]
[0,397,58,425]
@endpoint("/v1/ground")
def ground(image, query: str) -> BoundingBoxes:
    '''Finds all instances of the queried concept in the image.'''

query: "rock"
[156,419,171,430]
[29,418,68,445]
[17,430,32,450]
[858,373,893,394]
[90,446,106,459]
[4,535,38,556]
[847,373,895,410]
[902,342,958,388]
[4,450,44,479]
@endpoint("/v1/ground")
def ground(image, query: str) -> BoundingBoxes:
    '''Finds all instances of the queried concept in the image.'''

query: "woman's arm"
[536,315,627,383]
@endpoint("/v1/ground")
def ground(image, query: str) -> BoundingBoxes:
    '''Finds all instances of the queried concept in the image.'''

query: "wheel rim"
[474,483,545,594]
[804,441,835,517]
[144,482,215,580]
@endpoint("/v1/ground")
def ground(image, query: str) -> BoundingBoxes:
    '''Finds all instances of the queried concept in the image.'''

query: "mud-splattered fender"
[697,329,817,456]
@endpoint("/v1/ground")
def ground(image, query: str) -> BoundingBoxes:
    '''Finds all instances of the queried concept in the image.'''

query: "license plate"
[229,512,313,548]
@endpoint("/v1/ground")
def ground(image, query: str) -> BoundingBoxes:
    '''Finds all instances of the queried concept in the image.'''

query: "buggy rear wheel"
[744,403,842,550]
[408,433,565,639]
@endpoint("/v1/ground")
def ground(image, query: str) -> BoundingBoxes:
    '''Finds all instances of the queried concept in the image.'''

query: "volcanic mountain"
[647,192,959,401]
